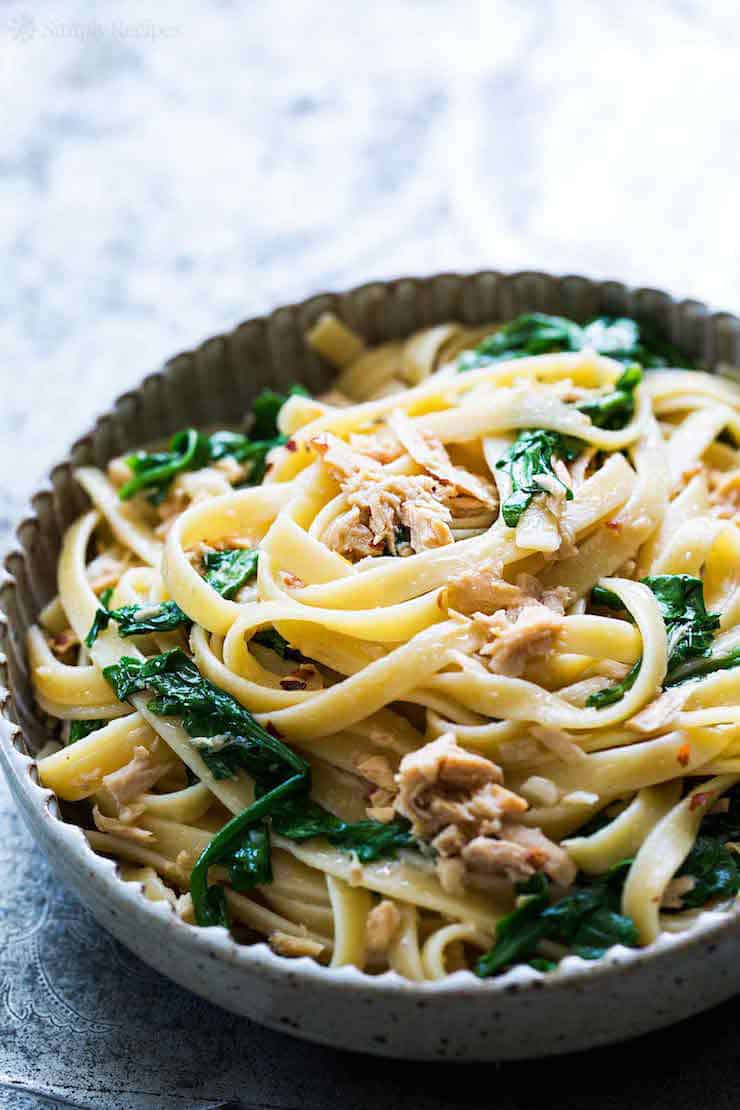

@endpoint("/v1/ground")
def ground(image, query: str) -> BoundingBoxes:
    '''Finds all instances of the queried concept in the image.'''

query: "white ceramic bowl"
[3,271,740,1061]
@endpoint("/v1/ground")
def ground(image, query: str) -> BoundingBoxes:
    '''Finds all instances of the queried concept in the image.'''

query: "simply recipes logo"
[6,12,180,43]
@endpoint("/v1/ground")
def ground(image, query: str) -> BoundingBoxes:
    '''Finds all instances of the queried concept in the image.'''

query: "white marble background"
[3,1,740,1106]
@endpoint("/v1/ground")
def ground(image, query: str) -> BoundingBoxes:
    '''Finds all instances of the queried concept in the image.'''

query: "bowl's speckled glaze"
[2,271,740,1061]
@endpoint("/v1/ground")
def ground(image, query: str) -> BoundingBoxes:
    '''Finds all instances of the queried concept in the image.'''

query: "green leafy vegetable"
[118,388,307,503]
[459,314,584,370]
[586,658,641,709]
[107,600,189,637]
[190,775,305,927]
[85,550,260,647]
[581,316,688,368]
[458,313,690,372]
[588,574,722,702]
[251,385,308,440]
[577,363,643,431]
[202,549,259,600]
[102,649,307,786]
[103,647,415,926]
[221,824,273,892]
[251,628,304,662]
[676,836,740,909]
[665,646,740,687]
[590,584,627,612]
[642,575,720,681]
[671,790,740,910]
[68,719,106,743]
[475,863,638,978]
[269,794,414,861]
[83,588,114,648]
[495,429,582,528]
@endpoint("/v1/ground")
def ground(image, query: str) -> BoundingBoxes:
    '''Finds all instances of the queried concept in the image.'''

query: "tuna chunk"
[475,603,564,677]
[388,410,497,508]
[365,899,401,953]
[394,734,524,838]
[102,745,168,810]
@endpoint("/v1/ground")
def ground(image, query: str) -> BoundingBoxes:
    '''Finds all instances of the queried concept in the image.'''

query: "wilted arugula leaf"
[269,794,414,862]
[221,824,273,891]
[475,874,551,977]
[590,584,628,612]
[189,773,415,926]
[495,429,582,528]
[475,863,638,978]
[251,385,308,440]
[643,575,720,680]
[665,646,740,687]
[108,600,189,637]
[458,313,690,373]
[118,387,309,503]
[119,428,212,503]
[586,658,641,710]
[202,549,259,600]
[578,364,643,431]
[83,588,114,648]
[588,575,722,702]
[581,316,688,369]
[87,550,260,646]
[102,648,307,786]
[68,719,106,743]
[669,790,740,910]
[459,314,585,370]
[252,628,305,662]
[676,836,740,909]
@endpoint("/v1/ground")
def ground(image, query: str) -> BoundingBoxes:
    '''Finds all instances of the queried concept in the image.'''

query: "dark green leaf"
[459,314,585,370]
[578,364,643,431]
[251,385,308,440]
[665,646,740,687]
[475,865,637,978]
[117,388,310,504]
[83,587,114,648]
[495,429,581,528]
[189,774,414,926]
[586,658,641,709]
[458,313,691,373]
[102,649,308,785]
[676,835,740,909]
[68,719,106,743]
[582,316,689,369]
[252,628,304,662]
[108,600,189,637]
[222,823,273,891]
[474,874,550,977]
[590,584,628,612]
[270,794,415,862]
[119,428,211,503]
[203,549,259,600]
[190,774,306,926]
[642,574,720,680]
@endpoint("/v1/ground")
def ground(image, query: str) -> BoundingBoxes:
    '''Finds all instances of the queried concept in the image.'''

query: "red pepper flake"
[690,791,713,811]
[605,520,621,532]
[280,678,307,691]
[286,439,298,452]
[676,742,691,767]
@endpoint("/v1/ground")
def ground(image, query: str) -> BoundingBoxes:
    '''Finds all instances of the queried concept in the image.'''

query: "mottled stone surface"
[2,0,740,1105]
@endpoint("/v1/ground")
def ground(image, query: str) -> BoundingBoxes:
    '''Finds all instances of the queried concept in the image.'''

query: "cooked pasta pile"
[31,310,740,980]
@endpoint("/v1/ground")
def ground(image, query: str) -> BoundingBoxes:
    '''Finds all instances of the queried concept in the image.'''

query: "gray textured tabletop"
[3,1,740,1106]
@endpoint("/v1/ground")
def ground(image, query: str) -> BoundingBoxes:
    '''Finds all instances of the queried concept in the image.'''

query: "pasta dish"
[30,310,740,980]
